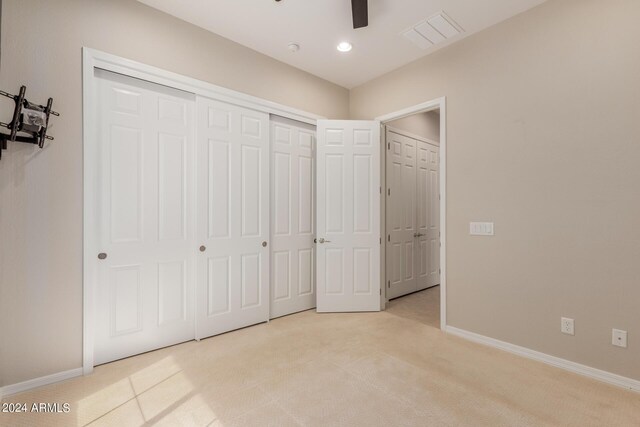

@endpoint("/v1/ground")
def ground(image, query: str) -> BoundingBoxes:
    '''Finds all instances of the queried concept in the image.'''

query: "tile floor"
[2,287,639,426]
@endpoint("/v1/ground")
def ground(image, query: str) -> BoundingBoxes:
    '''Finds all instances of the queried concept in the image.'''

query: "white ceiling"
[137,0,547,89]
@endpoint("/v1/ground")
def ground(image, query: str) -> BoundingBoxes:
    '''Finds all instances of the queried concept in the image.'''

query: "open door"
[316,120,381,312]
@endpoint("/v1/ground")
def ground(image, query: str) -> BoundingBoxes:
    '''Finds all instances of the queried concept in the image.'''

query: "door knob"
[199,245,206,252]
[262,241,268,247]
[318,238,332,244]
[98,253,107,260]
[413,233,425,238]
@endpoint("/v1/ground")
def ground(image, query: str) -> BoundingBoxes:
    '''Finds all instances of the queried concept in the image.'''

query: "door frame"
[82,48,324,374]
[375,97,447,330]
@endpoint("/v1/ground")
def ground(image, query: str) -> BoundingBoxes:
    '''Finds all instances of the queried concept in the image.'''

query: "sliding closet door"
[94,70,196,365]
[195,97,270,339]
[386,130,417,299]
[270,116,316,318]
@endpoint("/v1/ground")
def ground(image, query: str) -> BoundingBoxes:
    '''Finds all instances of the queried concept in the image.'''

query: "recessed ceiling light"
[288,42,300,52]
[337,42,353,52]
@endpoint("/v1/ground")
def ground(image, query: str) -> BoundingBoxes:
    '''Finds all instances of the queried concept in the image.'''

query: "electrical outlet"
[561,317,574,335]
[612,329,627,348]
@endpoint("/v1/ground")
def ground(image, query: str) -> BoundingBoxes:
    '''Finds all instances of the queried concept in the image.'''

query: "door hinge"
[379,237,382,244]
[379,186,382,194]
[379,288,382,295]
[387,234,390,242]
[388,142,390,150]
[387,280,390,288]
[387,188,391,196]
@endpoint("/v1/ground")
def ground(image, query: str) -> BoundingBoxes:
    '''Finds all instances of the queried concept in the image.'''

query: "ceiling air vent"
[402,11,463,50]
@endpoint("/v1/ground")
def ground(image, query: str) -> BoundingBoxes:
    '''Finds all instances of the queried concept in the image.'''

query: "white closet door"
[417,141,440,289]
[270,116,316,319]
[386,130,418,299]
[94,70,196,365]
[195,97,270,339]
[316,120,381,312]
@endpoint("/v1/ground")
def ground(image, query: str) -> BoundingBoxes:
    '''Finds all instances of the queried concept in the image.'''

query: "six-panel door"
[386,130,418,299]
[316,120,381,312]
[195,97,270,339]
[270,116,317,318]
[385,128,440,300]
[416,140,440,290]
[94,70,196,365]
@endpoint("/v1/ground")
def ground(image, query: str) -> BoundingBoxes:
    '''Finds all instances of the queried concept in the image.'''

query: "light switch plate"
[470,222,494,236]
[612,329,628,348]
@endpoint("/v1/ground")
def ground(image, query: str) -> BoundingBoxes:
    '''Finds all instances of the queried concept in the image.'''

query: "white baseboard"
[0,368,83,400]
[445,326,640,393]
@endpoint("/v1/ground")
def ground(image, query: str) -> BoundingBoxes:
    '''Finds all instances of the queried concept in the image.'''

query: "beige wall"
[0,0,348,387]
[387,111,440,144]
[352,0,640,381]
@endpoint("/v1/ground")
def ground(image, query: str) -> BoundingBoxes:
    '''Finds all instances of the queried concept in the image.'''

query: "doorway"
[377,99,446,329]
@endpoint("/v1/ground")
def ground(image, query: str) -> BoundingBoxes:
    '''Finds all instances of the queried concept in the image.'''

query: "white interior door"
[270,116,316,318]
[385,128,440,300]
[418,141,440,289]
[386,130,417,299]
[94,70,196,365]
[316,120,381,312]
[195,97,270,339]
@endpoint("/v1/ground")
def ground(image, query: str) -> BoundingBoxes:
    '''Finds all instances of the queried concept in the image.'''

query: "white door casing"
[195,97,270,339]
[270,116,317,319]
[316,120,381,312]
[94,70,196,365]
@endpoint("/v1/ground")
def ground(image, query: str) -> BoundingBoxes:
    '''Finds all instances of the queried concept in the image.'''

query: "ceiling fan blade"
[351,0,368,29]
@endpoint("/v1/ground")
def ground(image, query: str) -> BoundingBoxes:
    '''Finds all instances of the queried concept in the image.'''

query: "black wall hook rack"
[0,85,60,160]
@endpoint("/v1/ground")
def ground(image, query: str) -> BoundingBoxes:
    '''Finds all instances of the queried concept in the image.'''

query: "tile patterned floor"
[2,288,639,426]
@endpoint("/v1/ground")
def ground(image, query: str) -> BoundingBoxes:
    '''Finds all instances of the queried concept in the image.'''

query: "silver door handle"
[413,233,425,238]
[318,238,331,244]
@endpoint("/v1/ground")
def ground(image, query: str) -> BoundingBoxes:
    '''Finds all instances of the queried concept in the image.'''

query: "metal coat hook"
[0,85,60,160]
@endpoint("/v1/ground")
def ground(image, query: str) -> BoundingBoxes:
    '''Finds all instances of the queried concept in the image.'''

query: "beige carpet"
[2,289,639,426]
[386,286,441,328]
